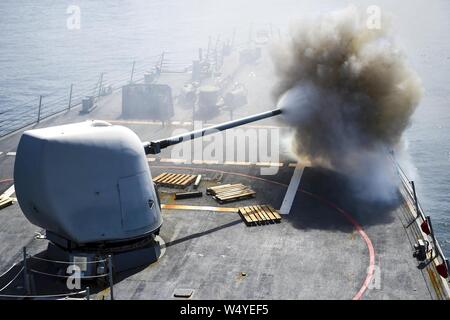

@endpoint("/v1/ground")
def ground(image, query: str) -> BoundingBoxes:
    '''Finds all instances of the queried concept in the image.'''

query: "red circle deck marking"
[300,190,376,300]
[152,165,376,300]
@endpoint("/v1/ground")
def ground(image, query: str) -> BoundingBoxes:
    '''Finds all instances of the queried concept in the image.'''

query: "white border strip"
[1,184,15,198]
[279,165,304,215]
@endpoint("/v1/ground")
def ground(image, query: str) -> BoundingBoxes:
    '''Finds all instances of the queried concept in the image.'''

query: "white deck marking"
[256,162,283,167]
[104,119,286,130]
[155,235,166,258]
[162,204,237,212]
[279,165,304,215]
[159,158,187,164]
[147,159,287,167]
[6,152,16,156]
[224,161,252,166]
[107,119,160,125]
[1,184,15,198]
[192,159,219,165]
[0,152,3,156]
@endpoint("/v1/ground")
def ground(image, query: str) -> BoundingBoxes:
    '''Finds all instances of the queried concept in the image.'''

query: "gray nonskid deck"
[0,164,436,299]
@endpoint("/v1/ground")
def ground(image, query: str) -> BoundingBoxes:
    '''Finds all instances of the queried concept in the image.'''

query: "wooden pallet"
[0,196,13,210]
[153,173,197,188]
[238,205,282,226]
[207,184,255,204]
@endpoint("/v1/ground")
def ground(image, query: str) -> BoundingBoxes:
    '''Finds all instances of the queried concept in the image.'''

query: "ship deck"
[0,47,448,300]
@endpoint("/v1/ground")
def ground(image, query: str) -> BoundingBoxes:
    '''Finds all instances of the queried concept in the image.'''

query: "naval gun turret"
[13,109,281,276]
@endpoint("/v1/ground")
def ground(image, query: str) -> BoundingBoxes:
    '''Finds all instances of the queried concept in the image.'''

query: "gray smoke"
[272,6,422,201]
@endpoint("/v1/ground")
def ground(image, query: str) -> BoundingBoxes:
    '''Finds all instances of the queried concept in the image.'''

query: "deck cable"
[0,266,24,292]
[28,255,107,264]
[29,268,108,279]
[0,289,87,299]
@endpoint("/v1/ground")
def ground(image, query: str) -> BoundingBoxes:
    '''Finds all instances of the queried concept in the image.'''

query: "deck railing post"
[426,216,438,252]
[446,259,450,282]
[23,247,30,295]
[68,84,73,110]
[108,255,114,300]
[97,73,104,98]
[130,61,136,83]
[192,103,195,129]
[37,95,42,123]
[410,181,420,218]
[86,286,90,300]
[159,52,165,74]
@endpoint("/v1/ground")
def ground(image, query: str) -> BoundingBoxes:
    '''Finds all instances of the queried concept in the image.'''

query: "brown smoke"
[272,7,422,201]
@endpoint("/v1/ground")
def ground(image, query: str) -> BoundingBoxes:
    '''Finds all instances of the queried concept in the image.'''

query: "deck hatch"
[173,288,194,298]
[118,172,154,231]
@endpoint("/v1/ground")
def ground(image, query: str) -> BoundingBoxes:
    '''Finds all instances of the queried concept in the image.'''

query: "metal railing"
[0,52,193,139]
[392,155,450,298]
[0,246,114,300]
[0,26,257,140]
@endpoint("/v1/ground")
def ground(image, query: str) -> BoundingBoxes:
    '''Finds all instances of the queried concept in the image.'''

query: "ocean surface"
[0,0,449,256]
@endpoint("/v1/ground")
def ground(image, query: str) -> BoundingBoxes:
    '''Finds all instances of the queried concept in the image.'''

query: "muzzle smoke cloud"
[272,6,422,201]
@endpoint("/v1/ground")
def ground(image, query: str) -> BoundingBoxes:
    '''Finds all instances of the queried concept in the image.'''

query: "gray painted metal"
[13,120,162,244]
[144,108,282,154]
[121,83,174,120]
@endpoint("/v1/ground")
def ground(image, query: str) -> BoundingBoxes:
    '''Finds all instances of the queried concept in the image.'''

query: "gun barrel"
[144,108,281,154]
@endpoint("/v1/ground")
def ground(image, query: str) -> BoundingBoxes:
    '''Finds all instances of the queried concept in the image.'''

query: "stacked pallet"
[238,205,282,226]
[0,196,13,210]
[153,173,197,188]
[206,184,255,204]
